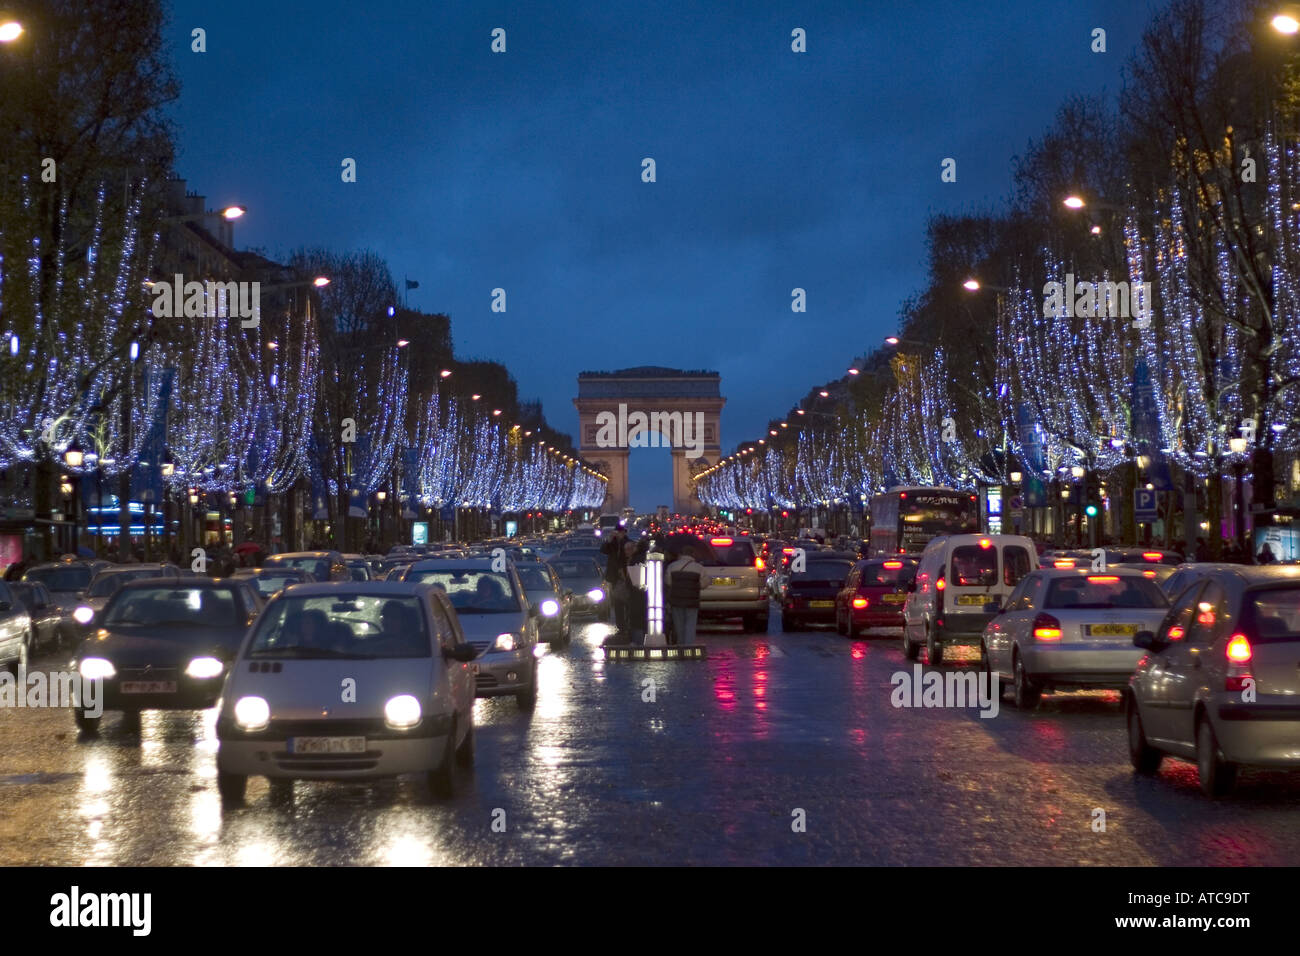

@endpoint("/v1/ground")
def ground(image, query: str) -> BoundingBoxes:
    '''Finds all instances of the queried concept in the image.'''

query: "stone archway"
[574,367,724,513]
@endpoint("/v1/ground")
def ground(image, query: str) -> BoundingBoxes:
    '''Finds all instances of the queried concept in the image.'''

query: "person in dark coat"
[665,544,707,645]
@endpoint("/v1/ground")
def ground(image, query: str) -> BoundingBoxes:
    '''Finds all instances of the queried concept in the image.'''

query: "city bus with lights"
[868,486,980,556]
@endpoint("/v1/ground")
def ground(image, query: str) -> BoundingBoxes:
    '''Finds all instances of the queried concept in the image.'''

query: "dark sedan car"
[549,556,608,622]
[71,577,262,734]
[835,557,919,637]
[781,557,855,631]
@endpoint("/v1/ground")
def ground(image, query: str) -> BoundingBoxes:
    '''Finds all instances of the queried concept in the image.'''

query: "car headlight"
[384,694,421,730]
[234,695,270,731]
[540,599,559,617]
[493,632,516,651]
[185,656,224,679]
[78,657,115,680]
[73,605,94,625]
[586,587,604,602]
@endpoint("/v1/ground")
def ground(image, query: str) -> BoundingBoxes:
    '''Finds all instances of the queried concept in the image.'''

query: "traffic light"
[1084,503,1099,518]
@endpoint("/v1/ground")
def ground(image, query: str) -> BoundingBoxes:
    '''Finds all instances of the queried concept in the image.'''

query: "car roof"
[1031,567,1153,579]
[117,576,236,590]
[405,558,505,571]
[268,551,336,559]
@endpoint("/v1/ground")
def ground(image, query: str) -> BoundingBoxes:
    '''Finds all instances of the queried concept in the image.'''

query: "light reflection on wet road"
[4,612,1300,865]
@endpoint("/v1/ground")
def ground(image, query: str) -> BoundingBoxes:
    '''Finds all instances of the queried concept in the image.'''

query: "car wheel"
[749,612,768,634]
[73,708,100,735]
[926,621,943,666]
[217,770,247,807]
[1126,695,1162,774]
[427,725,457,798]
[902,626,920,661]
[1196,716,1238,798]
[1013,653,1040,710]
[515,664,537,710]
[455,719,475,767]
[268,778,295,806]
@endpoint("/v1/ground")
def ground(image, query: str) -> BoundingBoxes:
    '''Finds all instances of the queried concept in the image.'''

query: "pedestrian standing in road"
[665,544,707,646]
[623,538,649,645]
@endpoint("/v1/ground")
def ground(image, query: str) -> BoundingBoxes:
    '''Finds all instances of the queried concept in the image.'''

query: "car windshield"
[25,566,92,592]
[793,561,853,585]
[1044,576,1168,610]
[858,561,915,585]
[267,556,332,580]
[102,586,240,628]
[551,559,600,579]
[406,569,519,612]
[515,565,553,590]
[248,594,431,659]
[88,569,162,597]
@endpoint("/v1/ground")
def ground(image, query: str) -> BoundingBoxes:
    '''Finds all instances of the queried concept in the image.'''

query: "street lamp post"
[63,442,84,556]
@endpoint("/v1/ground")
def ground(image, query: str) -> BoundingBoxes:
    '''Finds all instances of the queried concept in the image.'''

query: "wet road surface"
[3,609,1300,865]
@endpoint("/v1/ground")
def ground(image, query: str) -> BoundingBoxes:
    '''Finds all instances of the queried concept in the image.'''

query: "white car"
[983,568,1170,709]
[215,581,478,806]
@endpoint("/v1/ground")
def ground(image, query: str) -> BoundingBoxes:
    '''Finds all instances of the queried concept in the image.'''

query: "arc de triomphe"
[574,367,724,513]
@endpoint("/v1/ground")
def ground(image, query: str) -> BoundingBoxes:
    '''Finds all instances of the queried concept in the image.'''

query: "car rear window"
[793,560,853,584]
[515,565,554,589]
[857,561,915,586]
[1044,576,1168,610]
[550,559,600,578]
[1246,589,1300,642]
[949,546,997,587]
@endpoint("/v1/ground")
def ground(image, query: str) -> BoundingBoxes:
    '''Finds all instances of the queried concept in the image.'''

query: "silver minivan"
[902,533,1037,664]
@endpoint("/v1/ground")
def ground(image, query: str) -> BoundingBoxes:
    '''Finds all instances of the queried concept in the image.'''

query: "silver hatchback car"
[215,581,478,806]
[1127,565,1300,797]
[983,568,1170,709]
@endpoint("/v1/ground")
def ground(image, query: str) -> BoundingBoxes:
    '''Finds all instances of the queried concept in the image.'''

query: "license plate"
[956,595,989,606]
[809,600,834,608]
[1088,623,1138,637]
[711,577,738,586]
[882,594,905,604]
[289,736,366,755]
[120,681,177,694]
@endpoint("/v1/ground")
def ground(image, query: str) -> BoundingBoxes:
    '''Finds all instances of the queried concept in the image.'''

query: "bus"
[868,486,980,556]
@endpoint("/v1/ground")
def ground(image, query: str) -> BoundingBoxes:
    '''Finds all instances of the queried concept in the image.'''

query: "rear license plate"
[956,595,988,606]
[882,594,905,604]
[289,736,366,755]
[1088,623,1138,637]
[120,681,177,694]
[809,600,834,608]
[711,577,738,586]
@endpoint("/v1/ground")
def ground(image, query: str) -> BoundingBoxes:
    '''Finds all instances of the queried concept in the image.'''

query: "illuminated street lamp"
[64,442,85,469]
[0,20,23,41]
[1273,12,1300,33]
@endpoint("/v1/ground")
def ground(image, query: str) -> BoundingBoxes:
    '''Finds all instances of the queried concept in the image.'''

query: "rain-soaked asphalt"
[3,608,1300,866]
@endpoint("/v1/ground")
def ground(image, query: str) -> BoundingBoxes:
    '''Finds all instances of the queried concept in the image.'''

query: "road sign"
[1134,488,1159,523]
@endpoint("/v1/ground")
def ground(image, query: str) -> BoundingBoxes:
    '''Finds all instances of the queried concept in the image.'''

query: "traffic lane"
[2,621,1300,865]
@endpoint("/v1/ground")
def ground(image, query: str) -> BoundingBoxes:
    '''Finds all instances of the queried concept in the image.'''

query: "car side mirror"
[447,644,479,663]
[1134,630,1164,651]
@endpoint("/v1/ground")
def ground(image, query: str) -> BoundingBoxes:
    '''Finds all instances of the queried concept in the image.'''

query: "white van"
[902,533,1037,665]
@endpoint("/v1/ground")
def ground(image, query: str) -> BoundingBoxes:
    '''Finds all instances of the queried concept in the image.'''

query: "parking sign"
[1134,488,1159,522]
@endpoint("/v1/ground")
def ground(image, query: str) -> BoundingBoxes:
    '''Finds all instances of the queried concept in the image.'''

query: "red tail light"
[1226,633,1252,664]
[1167,625,1185,641]
[1087,575,1119,583]
[1142,552,1162,561]
[935,578,946,590]
[755,557,765,570]
[1053,560,1074,568]
[883,561,903,569]
[1032,613,1062,641]
[978,538,992,549]
[711,537,733,546]
[852,597,869,609]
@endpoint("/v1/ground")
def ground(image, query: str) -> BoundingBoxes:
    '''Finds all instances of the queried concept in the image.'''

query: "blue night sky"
[168,0,1155,509]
